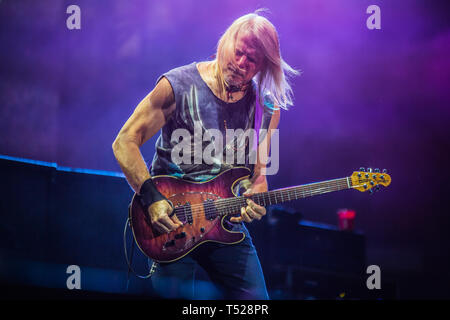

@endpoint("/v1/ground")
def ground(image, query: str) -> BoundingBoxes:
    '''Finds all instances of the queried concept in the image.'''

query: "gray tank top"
[150,62,273,182]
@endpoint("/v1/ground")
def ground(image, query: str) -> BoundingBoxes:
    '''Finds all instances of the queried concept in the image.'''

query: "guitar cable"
[123,214,158,291]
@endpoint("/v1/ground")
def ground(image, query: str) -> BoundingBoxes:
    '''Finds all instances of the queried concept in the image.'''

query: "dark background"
[1,0,449,298]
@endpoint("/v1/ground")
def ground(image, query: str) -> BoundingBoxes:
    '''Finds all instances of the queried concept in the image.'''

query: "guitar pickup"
[174,232,186,239]
[184,202,193,224]
[164,239,175,247]
[203,199,218,220]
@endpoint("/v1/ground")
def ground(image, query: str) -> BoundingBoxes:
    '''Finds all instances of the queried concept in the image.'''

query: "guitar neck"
[217,177,352,216]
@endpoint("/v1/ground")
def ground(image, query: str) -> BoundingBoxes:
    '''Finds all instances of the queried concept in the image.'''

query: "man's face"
[222,33,264,87]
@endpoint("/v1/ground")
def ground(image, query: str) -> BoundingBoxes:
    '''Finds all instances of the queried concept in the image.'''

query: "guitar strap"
[251,92,274,176]
[254,92,264,146]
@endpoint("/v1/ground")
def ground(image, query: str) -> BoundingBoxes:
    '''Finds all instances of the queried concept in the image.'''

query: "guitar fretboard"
[215,177,352,216]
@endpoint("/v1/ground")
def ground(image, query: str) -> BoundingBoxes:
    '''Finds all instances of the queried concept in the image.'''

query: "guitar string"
[190,181,372,222]
[179,180,377,222]
[168,180,353,221]
[173,180,350,220]
[169,177,348,213]
[141,180,373,258]
[183,176,381,214]
[171,179,348,218]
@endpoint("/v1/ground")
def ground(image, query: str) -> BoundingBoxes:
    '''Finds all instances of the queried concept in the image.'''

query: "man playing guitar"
[113,11,298,299]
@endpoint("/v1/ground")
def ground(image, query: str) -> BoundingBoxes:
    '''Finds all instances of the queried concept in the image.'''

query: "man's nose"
[237,56,248,70]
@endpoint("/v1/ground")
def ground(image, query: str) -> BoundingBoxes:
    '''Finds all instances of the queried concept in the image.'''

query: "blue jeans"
[150,223,269,300]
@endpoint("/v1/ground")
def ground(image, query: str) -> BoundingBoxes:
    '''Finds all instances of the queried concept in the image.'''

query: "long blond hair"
[214,10,300,110]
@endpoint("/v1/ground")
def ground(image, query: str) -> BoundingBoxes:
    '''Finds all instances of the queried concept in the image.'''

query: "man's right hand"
[148,200,183,234]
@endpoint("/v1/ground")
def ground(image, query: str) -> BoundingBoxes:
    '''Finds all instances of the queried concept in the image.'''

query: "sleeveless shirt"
[150,62,273,182]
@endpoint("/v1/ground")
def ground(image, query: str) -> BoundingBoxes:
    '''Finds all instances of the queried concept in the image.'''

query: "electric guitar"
[129,167,391,263]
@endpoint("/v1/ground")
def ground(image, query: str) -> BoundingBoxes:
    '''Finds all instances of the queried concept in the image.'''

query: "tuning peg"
[374,168,380,173]
[369,189,374,194]
[367,167,373,173]
[375,185,381,191]
[382,169,387,173]
[359,167,365,172]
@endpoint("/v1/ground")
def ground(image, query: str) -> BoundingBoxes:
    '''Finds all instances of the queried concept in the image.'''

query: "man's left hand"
[230,180,267,223]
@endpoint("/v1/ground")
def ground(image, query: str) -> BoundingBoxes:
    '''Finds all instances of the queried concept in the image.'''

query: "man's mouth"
[228,65,244,77]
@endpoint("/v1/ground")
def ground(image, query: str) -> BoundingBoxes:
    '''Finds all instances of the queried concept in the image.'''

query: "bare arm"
[252,107,281,187]
[113,77,183,234]
[230,108,281,223]
[112,77,175,193]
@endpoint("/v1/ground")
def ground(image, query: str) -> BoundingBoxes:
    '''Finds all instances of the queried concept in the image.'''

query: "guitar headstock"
[350,167,391,193]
